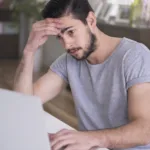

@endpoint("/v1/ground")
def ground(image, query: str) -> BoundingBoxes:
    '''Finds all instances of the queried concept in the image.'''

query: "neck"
[86,27,122,65]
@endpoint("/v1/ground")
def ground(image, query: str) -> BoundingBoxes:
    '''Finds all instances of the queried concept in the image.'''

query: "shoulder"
[52,53,81,68]
[122,38,150,65]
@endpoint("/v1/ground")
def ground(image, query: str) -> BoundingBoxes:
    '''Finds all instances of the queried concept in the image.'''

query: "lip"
[70,51,77,54]
[69,50,78,54]
[69,48,80,55]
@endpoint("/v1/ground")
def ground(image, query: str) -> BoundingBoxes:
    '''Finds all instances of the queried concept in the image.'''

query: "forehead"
[59,15,83,27]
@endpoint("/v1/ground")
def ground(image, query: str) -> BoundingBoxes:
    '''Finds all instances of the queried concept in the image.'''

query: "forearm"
[92,119,150,149]
[14,50,34,95]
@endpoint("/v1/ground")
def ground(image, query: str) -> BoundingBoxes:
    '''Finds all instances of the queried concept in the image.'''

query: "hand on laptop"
[24,18,63,54]
[49,129,104,150]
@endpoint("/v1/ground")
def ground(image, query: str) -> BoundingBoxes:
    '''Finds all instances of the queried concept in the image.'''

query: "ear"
[86,11,97,32]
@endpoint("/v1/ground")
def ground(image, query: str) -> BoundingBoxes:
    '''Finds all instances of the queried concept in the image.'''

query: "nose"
[64,42,73,50]
[63,37,74,50]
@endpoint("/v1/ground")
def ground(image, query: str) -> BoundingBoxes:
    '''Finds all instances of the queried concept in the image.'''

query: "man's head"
[42,0,98,60]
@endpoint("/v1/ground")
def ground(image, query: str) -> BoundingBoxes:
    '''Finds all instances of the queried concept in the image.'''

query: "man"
[14,0,150,150]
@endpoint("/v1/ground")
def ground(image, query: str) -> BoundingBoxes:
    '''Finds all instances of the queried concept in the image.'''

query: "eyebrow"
[61,26,73,34]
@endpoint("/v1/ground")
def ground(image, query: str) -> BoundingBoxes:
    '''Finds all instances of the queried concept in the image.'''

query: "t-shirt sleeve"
[50,53,68,83]
[124,43,150,90]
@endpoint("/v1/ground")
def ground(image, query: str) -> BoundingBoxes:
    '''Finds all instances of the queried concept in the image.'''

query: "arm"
[50,45,150,150]
[50,83,150,150]
[14,18,65,103]
[93,83,150,149]
[14,51,34,95]
[33,69,66,104]
[14,52,66,103]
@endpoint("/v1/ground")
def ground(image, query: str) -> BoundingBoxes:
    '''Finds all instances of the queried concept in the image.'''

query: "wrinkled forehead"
[59,15,84,27]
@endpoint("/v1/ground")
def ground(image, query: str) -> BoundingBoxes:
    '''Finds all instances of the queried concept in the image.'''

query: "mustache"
[67,47,81,53]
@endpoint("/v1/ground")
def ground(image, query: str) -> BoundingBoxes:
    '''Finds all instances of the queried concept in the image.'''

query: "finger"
[38,29,60,36]
[53,130,76,141]
[38,35,49,45]
[38,31,58,37]
[34,23,63,30]
[90,147,100,150]
[47,22,64,28]
[34,26,61,33]
[64,144,79,150]
[52,140,75,150]
[46,18,62,24]
[51,134,71,147]
[54,129,71,138]
[43,30,59,36]
[33,20,48,28]
[34,19,62,28]
[33,23,63,31]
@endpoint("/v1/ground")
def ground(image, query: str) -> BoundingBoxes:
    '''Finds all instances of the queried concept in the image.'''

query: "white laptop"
[0,89,51,150]
[0,89,109,150]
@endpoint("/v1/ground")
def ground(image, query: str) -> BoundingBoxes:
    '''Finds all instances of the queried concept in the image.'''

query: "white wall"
[89,0,134,7]
[107,0,134,5]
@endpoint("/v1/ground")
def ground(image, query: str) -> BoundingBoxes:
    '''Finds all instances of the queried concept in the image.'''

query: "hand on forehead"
[45,18,67,32]
[45,15,78,26]
[45,18,62,24]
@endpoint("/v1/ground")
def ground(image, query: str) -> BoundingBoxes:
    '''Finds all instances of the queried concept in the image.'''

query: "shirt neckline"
[85,37,126,68]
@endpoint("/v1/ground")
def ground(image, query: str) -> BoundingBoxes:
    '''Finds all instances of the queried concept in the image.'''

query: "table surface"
[44,112,109,150]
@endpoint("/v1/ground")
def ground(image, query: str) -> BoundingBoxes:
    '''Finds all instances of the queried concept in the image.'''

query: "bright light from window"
[108,0,134,5]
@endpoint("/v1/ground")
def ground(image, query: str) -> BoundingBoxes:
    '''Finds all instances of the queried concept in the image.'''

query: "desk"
[44,112,109,150]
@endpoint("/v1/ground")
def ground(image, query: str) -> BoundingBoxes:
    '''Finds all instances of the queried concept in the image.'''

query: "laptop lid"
[0,89,51,150]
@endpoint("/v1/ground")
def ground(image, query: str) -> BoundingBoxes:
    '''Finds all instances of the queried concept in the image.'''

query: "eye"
[68,30,74,36]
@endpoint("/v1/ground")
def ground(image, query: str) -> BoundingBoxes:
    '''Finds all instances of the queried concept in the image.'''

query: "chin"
[74,55,85,60]
[70,54,81,60]
[70,51,85,60]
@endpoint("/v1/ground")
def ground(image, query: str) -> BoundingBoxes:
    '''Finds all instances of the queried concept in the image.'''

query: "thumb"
[39,35,49,45]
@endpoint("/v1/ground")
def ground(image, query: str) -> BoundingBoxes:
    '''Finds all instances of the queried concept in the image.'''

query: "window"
[108,0,134,5]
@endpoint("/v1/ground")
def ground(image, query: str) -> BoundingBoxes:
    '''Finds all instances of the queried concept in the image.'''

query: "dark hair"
[41,0,94,24]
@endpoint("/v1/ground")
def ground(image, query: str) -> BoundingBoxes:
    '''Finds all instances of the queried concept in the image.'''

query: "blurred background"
[0,0,150,129]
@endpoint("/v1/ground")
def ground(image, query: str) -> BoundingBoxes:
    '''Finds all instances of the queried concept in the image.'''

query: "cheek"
[75,35,86,48]
[79,30,90,46]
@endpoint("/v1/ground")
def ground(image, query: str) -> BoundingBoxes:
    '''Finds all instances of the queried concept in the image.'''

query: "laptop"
[0,89,51,150]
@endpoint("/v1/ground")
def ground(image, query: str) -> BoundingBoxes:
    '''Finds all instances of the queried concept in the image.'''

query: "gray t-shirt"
[50,37,150,150]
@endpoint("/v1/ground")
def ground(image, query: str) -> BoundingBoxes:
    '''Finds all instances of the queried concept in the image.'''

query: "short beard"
[73,31,97,60]
[82,32,97,60]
